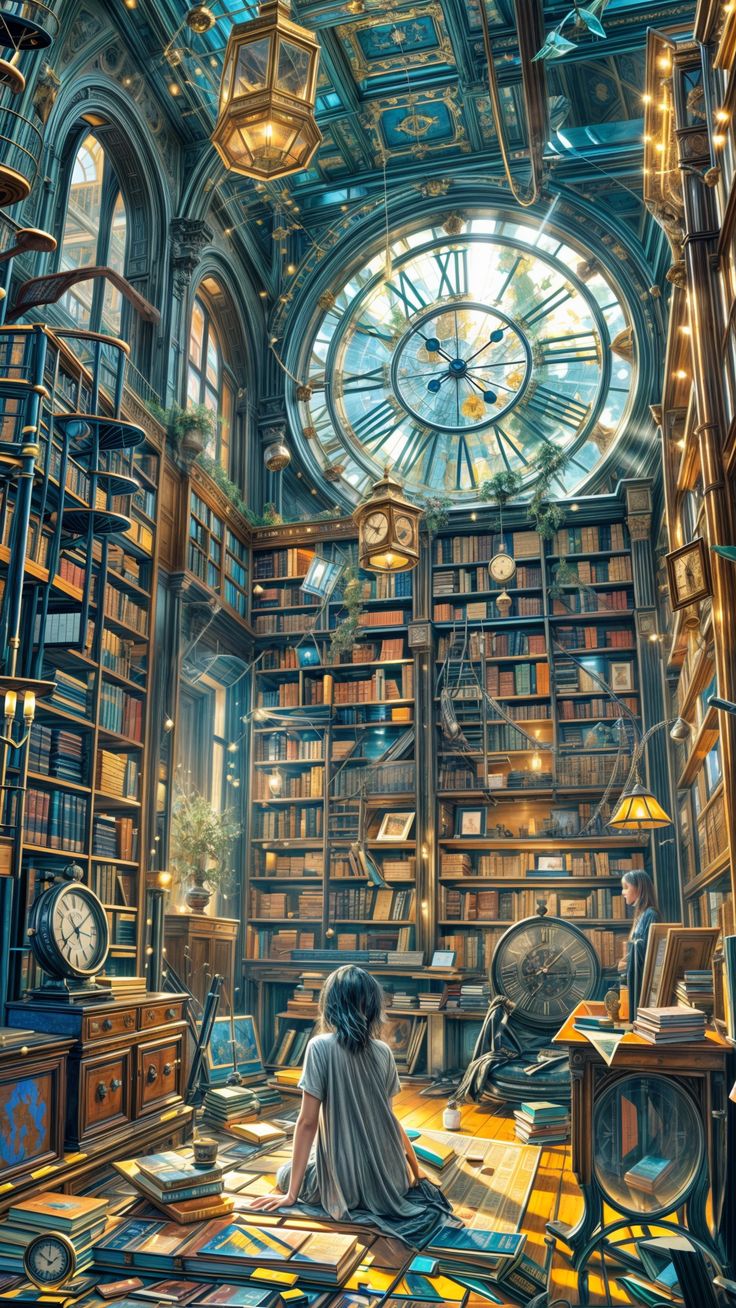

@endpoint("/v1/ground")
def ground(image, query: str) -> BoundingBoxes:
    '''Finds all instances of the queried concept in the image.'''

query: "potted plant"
[155,403,215,461]
[169,789,241,912]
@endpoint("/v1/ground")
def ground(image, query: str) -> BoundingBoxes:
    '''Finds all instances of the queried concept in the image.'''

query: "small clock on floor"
[23,1231,77,1290]
[26,863,110,1003]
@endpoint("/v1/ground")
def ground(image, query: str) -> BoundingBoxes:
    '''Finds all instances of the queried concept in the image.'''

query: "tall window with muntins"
[187,290,236,472]
[58,132,129,335]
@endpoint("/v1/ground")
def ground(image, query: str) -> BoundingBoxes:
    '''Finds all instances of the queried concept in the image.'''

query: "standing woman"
[619,870,659,1014]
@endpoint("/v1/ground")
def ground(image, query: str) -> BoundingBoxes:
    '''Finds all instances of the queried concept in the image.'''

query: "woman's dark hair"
[318,965,384,1053]
[622,870,659,923]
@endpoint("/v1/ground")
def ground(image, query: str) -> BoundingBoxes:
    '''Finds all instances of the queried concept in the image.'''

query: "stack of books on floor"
[674,970,715,1014]
[114,1152,233,1224]
[202,1085,262,1131]
[271,1066,302,1093]
[513,1100,569,1144]
[183,1223,363,1286]
[252,1081,283,1109]
[633,1005,707,1043]
[424,1227,547,1302]
[0,1193,109,1272]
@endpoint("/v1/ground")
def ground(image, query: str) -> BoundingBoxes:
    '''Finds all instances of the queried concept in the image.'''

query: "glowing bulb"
[655,142,665,153]
[265,122,273,142]
[715,108,730,122]
[642,93,652,104]
[228,742,238,753]
[384,551,395,566]
[287,263,296,275]
[470,512,477,521]
[713,133,726,147]
[649,631,660,643]
[531,751,542,772]
[675,369,688,379]
[268,769,283,795]
[3,691,16,719]
[169,82,180,96]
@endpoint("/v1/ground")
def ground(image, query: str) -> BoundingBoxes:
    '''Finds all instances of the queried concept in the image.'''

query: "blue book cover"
[519,1101,567,1120]
[625,1155,673,1183]
[197,1225,306,1262]
[428,1229,525,1259]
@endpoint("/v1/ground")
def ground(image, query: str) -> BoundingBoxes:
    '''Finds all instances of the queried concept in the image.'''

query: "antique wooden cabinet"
[0,1029,72,1189]
[7,994,188,1149]
[165,913,239,1008]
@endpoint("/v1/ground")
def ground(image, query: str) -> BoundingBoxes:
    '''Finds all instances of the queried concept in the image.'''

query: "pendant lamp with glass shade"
[607,777,673,831]
[212,0,322,181]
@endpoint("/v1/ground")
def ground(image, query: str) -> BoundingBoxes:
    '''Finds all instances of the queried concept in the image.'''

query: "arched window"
[59,132,129,335]
[187,285,235,473]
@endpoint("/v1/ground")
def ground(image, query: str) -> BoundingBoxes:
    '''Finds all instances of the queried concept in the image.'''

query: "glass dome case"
[592,1073,705,1218]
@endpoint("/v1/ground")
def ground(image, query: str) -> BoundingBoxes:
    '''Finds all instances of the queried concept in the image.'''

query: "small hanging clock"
[24,1231,77,1289]
[489,552,516,585]
[27,866,110,1002]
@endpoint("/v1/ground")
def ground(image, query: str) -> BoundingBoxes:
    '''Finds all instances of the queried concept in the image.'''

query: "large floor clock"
[491,912,601,1031]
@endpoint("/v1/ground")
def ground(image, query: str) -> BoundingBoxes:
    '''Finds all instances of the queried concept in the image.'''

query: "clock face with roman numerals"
[491,915,601,1029]
[297,217,634,500]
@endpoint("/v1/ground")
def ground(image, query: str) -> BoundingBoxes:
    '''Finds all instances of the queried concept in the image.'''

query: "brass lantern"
[212,0,322,181]
[354,466,420,573]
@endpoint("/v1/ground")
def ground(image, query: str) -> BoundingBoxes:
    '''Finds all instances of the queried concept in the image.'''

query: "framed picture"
[639,923,681,1009]
[301,556,341,599]
[666,538,712,611]
[455,807,486,837]
[377,811,415,841]
[206,1015,265,1086]
[535,855,565,873]
[610,661,633,693]
[430,949,456,969]
[657,926,720,1009]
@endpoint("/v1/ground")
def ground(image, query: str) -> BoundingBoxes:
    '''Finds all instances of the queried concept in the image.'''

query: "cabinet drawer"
[136,1035,183,1116]
[139,1000,183,1030]
[79,1049,132,1139]
[85,1008,136,1042]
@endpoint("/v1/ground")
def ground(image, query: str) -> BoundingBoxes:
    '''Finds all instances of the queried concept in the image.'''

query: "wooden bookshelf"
[0,325,161,1000]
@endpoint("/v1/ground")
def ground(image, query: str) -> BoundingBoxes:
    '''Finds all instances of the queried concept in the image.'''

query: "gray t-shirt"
[297,1032,410,1220]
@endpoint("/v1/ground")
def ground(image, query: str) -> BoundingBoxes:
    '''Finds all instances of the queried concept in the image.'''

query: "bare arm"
[249,1092,321,1211]
[397,1118,423,1182]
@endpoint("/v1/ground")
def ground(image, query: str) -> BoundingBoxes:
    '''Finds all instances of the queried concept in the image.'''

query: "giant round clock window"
[296,218,634,500]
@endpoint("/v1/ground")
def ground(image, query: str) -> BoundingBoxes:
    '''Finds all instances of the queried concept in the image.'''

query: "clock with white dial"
[296,216,634,501]
[27,877,109,980]
[24,1232,77,1289]
[489,552,516,584]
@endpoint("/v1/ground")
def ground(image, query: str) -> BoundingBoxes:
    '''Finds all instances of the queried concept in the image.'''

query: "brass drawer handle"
[97,1077,123,1100]
[146,1065,158,1083]
[163,1062,172,1076]
[102,1018,113,1032]
[96,1081,108,1101]
[110,1078,122,1091]
[166,1007,175,1020]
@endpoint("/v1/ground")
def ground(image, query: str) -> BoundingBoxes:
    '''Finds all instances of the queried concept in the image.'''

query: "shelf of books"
[245,530,433,1072]
[1,326,160,998]
[671,632,733,936]
[433,515,648,980]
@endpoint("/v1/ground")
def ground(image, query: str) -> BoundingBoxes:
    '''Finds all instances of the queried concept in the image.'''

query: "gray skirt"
[275,1163,460,1248]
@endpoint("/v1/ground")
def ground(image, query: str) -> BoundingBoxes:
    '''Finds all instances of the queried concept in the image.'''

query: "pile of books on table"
[513,1100,569,1145]
[94,1217,364,1287]
[114,1152,233,1224]
[674,970,714,1014]
[0,1193,108,1272]
[633,1005,707,1044]
[270,1066,303,1093]
[202,1085,262,1131]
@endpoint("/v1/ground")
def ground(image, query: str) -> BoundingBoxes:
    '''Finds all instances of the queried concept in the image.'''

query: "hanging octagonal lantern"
[353,465,421,573]
[212,0,322,181]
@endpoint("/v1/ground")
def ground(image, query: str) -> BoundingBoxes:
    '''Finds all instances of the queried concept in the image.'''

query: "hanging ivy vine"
[329,564,365,662]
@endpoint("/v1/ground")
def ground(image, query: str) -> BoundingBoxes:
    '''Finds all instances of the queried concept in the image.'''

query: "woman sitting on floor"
[250,964,460,1246]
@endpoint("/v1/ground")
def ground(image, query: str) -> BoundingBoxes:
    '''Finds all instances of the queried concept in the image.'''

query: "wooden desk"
[547,1002,735,1288]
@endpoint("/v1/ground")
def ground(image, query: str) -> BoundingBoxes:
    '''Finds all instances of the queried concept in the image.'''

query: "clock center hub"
[391,300,532,434]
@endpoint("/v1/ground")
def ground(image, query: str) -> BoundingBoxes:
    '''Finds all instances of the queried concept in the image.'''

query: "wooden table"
[547,1002,735,1290]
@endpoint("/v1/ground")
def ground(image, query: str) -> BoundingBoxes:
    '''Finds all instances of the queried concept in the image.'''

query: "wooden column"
[674,43,736,909]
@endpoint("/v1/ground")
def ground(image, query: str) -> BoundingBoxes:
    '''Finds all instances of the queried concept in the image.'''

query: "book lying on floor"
[113,1160,231,1223]
[425,1229,526,1276]
[182,1222,363,1285]
[136,1151,223,1188]
[114,1157,223,1200]
[227,1122,287,1146]
[412,1138,455,1170]
[93,1218,196,1272]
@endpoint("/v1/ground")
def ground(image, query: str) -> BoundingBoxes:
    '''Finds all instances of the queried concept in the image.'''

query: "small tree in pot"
[169,789,241,912]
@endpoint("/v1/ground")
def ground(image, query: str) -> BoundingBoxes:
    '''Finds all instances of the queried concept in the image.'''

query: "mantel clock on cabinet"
[26,863,110,1003]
